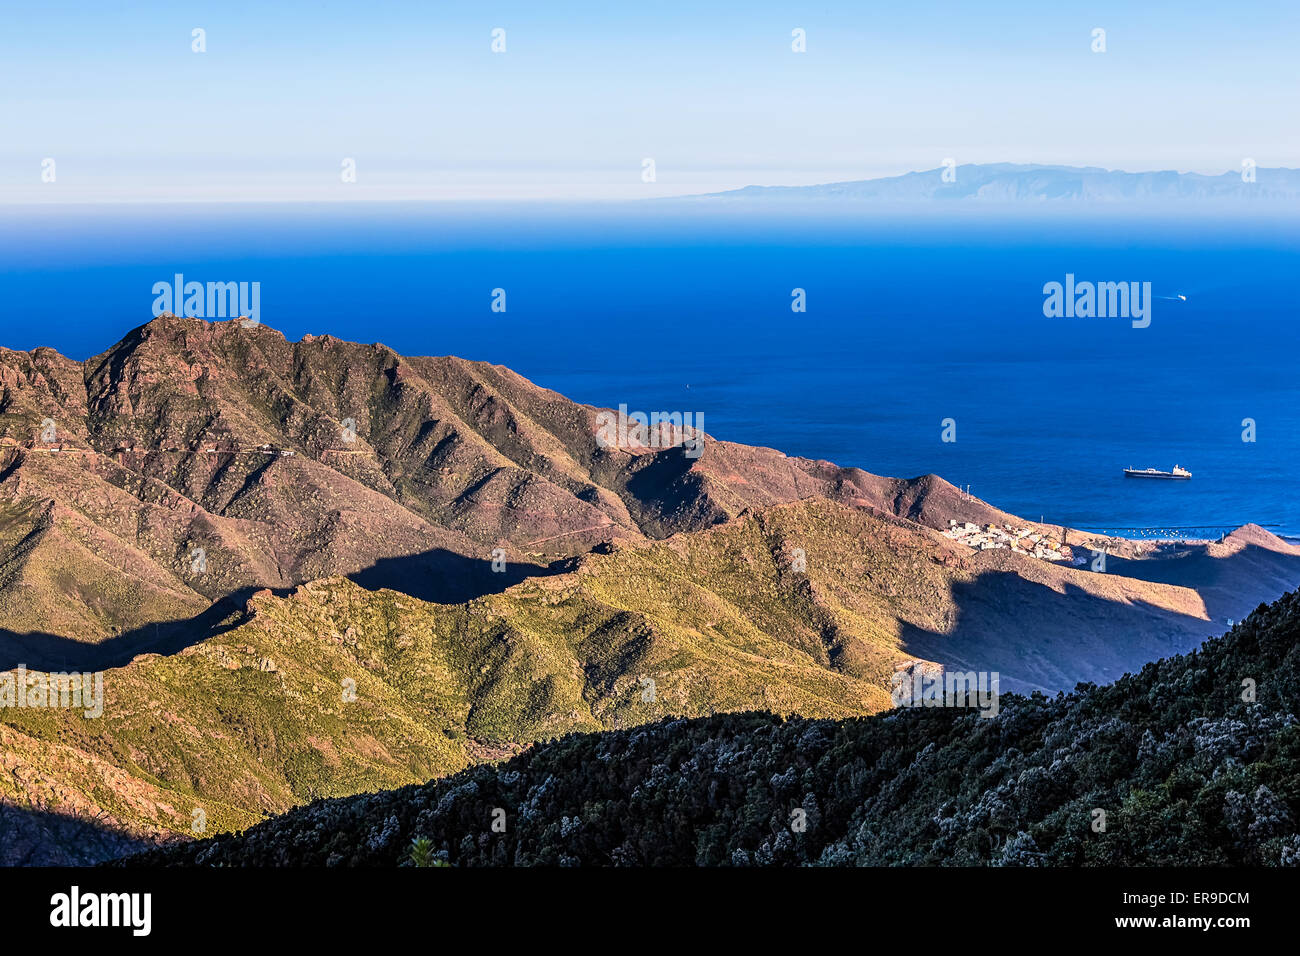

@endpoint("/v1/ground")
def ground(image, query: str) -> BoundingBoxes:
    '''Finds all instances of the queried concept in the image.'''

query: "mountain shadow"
[894,551,1295,694]
[0,551,569,672]
[348,548,573,604]
[0,587,273,672]
[0,803,165,866]
[1096,538,1300,624]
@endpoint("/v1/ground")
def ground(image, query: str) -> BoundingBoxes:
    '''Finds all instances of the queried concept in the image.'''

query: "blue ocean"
[2,202,1296,537]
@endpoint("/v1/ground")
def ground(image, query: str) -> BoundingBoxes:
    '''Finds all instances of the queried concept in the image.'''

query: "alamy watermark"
[1043,274,1151,328]
[595,404,704,458]
[50,886,150,936]
[891,666,999,717]
[1,665,103,718]
[152,274,260,327]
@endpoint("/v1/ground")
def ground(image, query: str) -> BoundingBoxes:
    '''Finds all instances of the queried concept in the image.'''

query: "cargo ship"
[1123,465,1192,480]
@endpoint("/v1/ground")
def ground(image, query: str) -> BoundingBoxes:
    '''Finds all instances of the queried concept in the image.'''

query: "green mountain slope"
[6,499,918,861]
[127,585,1300,867]
[12,496,1290,864]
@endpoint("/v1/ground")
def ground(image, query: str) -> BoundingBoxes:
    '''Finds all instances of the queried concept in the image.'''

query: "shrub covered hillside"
[124,588,1300,867]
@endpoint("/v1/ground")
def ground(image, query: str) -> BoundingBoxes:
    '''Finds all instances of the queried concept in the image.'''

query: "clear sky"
[1,0,1296,201]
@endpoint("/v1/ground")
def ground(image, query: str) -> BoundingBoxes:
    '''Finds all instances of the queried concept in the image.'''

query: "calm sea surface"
[2,202,1296,536]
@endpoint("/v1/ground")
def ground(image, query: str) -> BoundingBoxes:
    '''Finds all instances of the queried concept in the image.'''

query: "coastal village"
[942,519,1086,566]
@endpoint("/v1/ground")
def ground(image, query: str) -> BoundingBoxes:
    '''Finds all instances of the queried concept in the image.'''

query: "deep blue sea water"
[1,202,1296,537]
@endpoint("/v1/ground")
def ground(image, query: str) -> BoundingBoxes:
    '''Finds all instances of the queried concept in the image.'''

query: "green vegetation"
[405,836,446,867]
[127,587,1300,866]
[7,501,932,859]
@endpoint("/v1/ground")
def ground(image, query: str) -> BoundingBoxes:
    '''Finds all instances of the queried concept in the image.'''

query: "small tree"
[407,836,438,867]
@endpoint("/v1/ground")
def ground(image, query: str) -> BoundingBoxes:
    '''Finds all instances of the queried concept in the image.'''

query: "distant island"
[688,162,1300,202]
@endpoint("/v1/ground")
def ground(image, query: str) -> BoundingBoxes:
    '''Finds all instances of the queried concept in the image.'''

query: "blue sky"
[1,0,1296,201]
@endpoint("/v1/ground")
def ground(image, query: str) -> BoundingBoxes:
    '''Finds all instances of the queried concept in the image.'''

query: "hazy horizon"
[4,0,1297,202]
[4,161,1300,207]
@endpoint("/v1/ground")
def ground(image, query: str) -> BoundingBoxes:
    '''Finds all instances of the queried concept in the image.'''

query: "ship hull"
[1123,470,1191,480]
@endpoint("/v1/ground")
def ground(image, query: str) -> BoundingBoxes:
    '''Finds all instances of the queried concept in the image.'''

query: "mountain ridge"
[119,583,1300,867]
[3,315,1300,864]
[688,163,1300,203]
[0,314,1042,659]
